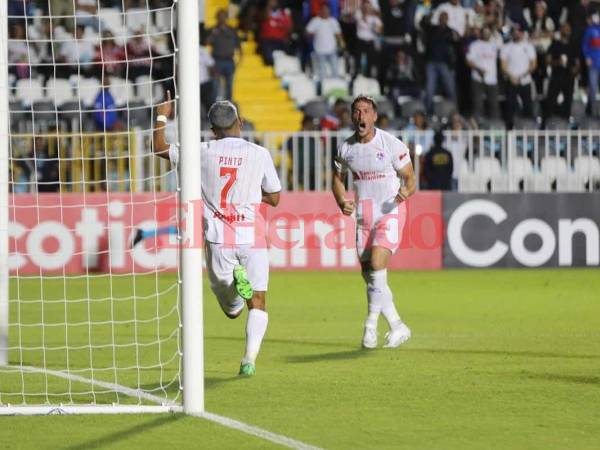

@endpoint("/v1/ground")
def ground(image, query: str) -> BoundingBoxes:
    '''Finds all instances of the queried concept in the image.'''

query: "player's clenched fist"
[339,200,355,216]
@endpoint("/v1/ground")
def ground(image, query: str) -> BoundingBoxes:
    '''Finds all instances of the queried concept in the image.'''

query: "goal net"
[0,0,203,414]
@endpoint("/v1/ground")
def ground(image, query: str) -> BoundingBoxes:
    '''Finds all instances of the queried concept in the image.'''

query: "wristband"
[156,115,168,123]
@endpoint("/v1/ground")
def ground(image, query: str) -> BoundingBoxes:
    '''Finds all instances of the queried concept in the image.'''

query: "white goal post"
[0,0,203,415]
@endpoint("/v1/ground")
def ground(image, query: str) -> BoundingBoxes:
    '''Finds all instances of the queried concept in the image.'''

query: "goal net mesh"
[0,0,182,408]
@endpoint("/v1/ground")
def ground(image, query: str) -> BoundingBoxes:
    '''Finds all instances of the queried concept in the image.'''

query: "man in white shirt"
[153,94,281,376]
[432,0,471,38]
[354,1,382,77]
[306,3,344,80]
[501,24,537,127]
[332,96,416,349]
[467,27,500,119]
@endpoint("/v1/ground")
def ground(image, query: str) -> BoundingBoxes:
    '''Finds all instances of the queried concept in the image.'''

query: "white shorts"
[205,242,270,317]
[356,205,407,262]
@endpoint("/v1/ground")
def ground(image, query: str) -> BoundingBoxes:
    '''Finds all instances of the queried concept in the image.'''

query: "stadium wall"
[8,193,599,273]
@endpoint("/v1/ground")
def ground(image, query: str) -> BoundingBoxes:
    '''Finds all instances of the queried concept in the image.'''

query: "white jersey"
[334,128,411,226]
[169,137,281,245]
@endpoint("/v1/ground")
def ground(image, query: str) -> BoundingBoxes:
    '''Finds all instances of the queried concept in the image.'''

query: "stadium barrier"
[9,192,599,274]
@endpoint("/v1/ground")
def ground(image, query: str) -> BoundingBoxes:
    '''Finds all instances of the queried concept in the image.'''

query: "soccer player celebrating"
[332,96,416,349]
[153,92,281,376]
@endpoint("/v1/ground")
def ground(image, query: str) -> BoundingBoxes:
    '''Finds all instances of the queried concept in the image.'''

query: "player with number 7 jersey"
[152,94,281,376]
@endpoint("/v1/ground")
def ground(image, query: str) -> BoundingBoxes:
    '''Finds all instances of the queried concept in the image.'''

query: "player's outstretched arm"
[153,90,173,160]
[395,164,416,203]
[332,170,355,216]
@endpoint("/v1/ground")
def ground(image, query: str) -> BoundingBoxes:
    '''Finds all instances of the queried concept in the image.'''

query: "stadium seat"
[31,100,57,126]
[73,77,101,108]
[274,55,301,77]
[99,8,124,33]
[351,75,380,97]
[574,156,600,185]
[154,8,172,29]
[458,160,486,192]
[556,173,586,192]
[540,156,569,178]
[303,98,328,119]
[474,157,502,189]
[432,98,455,120]
[289,78,317,107]
[15,78,44,106]
[109,78,134,106]
[399,99,425,119]
[545,116,570,130]
[524,173,553,192]
[281,72,311,90]
[125,8,151,32]
[321,78,348,99]
[134,76,164,105]
[45,78,75,107]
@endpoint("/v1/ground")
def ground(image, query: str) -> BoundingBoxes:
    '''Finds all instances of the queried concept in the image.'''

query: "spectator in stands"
[545,22,579,119]
[377,0,416,94]
[58,25,96,78]
[339,0,360,74]
[8,22,37,79]
[208,9,242,100]
[320,98,349,130]
[431,0,471,38]
[385,49,419,99]
[258,0,292,66]
[93,87,121,131]
[423,131,453,190]
[583,12,600,117]
[424,11,458,115]
[93,31,125,80]
[306,3,344,80]
[525,1,555,94]
[354,1,382,78]
[466,26,500,119]
[404,110,433,169]
[501,24,537,128]
[376,113,391,130]
[200,40,216,114]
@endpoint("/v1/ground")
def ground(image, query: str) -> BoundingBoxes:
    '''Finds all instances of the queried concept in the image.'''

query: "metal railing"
[9,129,600,193]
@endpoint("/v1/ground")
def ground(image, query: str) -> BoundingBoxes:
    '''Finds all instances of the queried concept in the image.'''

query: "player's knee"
[247,291,266,311]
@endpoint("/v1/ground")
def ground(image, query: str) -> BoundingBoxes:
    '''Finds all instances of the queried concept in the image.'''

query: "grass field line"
[16,365,325,450]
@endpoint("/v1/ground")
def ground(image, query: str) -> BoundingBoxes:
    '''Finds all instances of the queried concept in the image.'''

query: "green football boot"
[239,362,256,376]
[233,265,253,300]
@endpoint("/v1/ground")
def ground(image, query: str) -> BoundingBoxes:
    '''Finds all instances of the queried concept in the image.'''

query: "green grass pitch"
[2,269,600,450]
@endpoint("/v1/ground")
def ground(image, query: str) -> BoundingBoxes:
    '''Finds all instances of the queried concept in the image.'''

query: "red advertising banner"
[9,192,442,274]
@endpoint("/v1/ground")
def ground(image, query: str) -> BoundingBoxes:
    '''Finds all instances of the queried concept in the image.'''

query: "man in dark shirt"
[545,22,580,119]
[424,131,453,190]
[207,9,242,101]
[424,12,458,115]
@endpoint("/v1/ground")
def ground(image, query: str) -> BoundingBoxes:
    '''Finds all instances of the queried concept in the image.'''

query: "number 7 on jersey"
[220,166,238,208]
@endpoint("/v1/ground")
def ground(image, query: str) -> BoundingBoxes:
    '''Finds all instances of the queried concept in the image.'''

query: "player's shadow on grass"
[286,349,374,364]
[62,413,183,450]
[403,348,600,360]
[206,335,356,349]
[519,372,600,386]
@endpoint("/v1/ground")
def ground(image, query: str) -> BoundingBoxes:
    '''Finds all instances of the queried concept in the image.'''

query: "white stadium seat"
[45,78,75,107]
[289,78,317,107]
[15,78,44,106]
[574,156,600,183]
[72,77,101,107]
[352,75,381,97]
[321,77,348,98]
[540,156,568,177]
[274,55,301,77]
[109,77,134,106]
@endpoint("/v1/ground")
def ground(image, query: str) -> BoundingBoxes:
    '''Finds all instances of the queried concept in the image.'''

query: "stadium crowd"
[6,0,600,193]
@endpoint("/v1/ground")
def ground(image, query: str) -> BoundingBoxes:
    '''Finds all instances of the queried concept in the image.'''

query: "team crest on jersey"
[376,151,385,160]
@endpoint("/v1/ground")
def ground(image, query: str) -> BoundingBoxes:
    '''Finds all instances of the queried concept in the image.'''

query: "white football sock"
[369,269,402,329]
[243,309,268,365]
[363,270,380,328]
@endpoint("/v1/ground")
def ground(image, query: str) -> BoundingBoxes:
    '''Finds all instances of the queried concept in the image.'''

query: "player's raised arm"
[152,90,173,160]
[395,163,417,203]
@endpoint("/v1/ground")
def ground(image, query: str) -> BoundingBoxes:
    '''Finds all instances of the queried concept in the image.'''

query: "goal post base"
[0,404,183,416]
